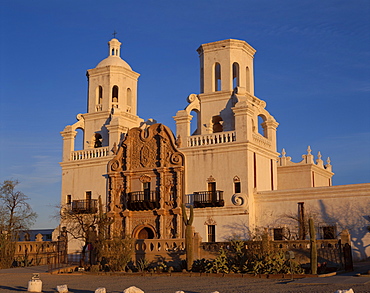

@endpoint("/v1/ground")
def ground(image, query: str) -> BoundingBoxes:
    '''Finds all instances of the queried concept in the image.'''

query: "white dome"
[96,56,132,70]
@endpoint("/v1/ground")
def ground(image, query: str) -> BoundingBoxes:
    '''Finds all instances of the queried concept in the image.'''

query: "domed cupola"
[86,38,140,115]
[96,38,132,70]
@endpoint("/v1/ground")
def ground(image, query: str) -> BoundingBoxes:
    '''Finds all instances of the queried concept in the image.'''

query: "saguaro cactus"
[309,217,317,274]
[181,204,194,271]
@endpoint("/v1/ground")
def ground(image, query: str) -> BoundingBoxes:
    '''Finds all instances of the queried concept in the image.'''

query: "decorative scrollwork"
[231,193,248,207]
[170,152,182,165]
[110,160,120,171]
[187,94,197,103]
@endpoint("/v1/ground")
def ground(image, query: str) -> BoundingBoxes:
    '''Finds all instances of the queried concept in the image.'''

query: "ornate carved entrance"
[107,124,185,239]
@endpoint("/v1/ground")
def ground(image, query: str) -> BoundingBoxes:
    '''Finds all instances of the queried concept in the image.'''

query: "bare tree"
[0,180,37,237]
[0,180,37,268]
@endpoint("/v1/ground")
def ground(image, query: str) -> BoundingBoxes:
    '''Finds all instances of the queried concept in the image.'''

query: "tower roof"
[96,38,132,70]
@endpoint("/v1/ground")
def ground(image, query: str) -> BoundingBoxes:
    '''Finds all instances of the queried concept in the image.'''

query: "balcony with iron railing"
[70,199,98,214]
[191,190,224,208]
[126,191,160,211]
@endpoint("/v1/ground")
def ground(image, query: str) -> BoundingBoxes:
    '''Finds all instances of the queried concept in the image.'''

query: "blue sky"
[1,0,369,229]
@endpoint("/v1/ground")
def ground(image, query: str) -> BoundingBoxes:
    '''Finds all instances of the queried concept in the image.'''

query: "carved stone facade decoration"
[139,174,152,183]
[204,217,217,226]
[107,123,185,239]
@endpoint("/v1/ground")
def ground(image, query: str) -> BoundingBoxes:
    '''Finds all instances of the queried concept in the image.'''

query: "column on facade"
[60,126,77,161]
[232,100,254,142]
[263,119,279,150]
[106,122,128,151]
[174,110,192,146]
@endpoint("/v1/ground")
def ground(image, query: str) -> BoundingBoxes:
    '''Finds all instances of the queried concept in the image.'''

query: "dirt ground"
[0,268,369,293]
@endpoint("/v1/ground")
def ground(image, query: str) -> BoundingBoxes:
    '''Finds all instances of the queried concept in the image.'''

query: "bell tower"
[199,39,255,95]
[61,37,143,157]
[60,38,143,240]
[174,39,279,239]
[86,38,140,116]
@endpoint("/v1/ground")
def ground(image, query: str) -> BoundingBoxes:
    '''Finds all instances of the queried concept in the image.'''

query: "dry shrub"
[99,237,133,272]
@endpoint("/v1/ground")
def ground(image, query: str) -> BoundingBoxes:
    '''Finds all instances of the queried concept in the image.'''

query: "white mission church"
[59,38,370,261]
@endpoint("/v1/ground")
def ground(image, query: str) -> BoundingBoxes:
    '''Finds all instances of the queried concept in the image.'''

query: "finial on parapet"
[302,146,314,164]
[316,151,324,167]
[325,157,332,172]
[307,146,312,155]
[278,148,292,166]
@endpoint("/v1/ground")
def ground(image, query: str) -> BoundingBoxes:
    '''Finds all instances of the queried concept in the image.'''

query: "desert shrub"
[192,241,304,275]
[99,237,133,272]
[192,258,212,272]
[136,258,150,272]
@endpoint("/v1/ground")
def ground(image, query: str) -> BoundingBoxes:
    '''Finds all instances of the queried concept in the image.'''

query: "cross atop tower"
[112,30,118,38]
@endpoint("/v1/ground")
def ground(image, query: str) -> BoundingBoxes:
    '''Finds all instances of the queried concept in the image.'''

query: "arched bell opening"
[190,109,200,135]
[258,114,267,138]
[212,115,224,133]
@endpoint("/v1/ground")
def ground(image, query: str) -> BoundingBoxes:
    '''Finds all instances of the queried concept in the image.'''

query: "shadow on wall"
[221,219,254,241]
[317,199,370,261]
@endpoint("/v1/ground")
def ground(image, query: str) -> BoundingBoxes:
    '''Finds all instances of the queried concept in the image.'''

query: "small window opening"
[214,63,221,91]
[98,86,103,104]
[207,225,216,242]
[112,49,115,56]
[246,66,251,93]
[85,191,92,201]
[66,195,71,205]
[200,67,204,93]
[234,182,241,193]
[212,115,223,133]
[127,88,132,112]
[273,228,284,240]
[232,62,240,89]
[112,85,119,103]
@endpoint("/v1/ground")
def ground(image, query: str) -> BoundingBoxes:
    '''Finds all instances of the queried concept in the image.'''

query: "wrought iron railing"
[126,191,160,211]
[193,190,224,208]
[71,199,98,214]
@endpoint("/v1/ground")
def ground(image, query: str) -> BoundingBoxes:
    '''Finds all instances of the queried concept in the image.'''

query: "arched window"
[112,85,119,103]
[258,114,267,138]
[96,86,103,106]
[233,176,241,193]
[246,66,250,93]
[232,62,240,89]
[127,88,132,112]
[214,63,221,91]
[200,67,204,93]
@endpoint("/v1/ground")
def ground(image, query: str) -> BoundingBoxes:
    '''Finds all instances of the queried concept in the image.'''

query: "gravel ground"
[0,270,369,293]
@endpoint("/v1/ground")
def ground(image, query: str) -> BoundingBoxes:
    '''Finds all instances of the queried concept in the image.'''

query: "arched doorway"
[135,226,155,239]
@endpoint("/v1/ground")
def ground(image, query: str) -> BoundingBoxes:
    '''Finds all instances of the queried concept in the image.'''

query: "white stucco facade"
[60,38,370,260]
